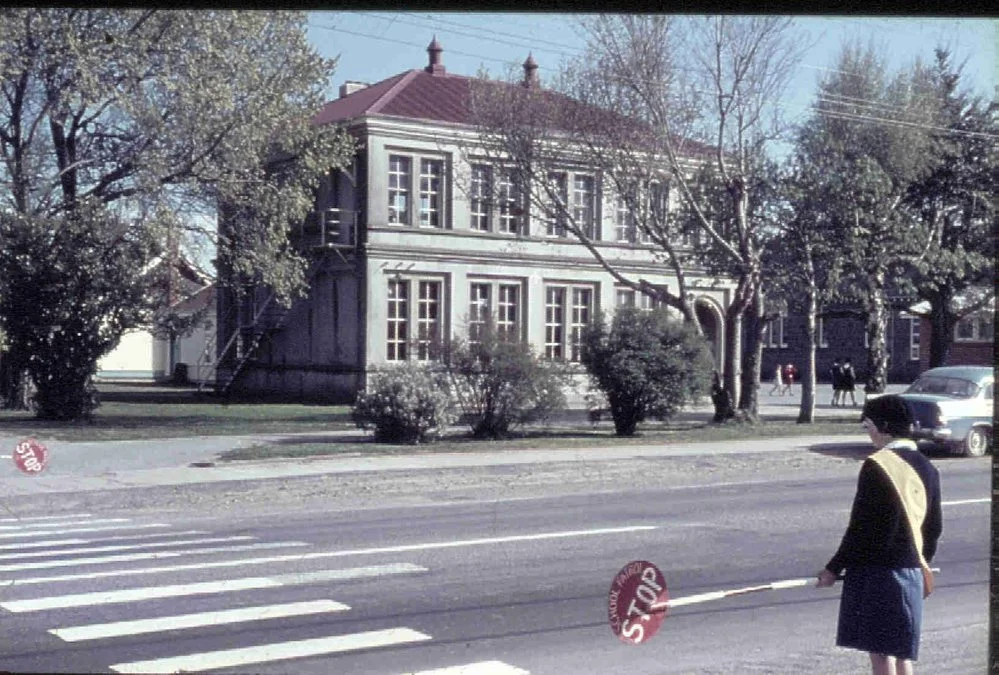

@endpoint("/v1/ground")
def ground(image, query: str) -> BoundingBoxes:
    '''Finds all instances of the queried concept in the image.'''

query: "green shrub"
[581,306,712,436]
[442,318,570,439]
[351,361,456,444]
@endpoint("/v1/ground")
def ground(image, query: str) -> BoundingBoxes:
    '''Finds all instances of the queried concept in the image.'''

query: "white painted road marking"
[943,498,990,506]
[0,525,656,586]
[50,599,351,642]
[0,541,308,572]
[0,562,427,612]
[0,523,170,539]
[0,530,207,551]
[0,518,131,531]
[404,661,530,675]
[108,627,432,673]
[0,535,257,561]
[0,513,92,523]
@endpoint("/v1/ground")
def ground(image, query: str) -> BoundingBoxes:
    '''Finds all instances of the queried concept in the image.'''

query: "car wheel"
[962,427,988,457]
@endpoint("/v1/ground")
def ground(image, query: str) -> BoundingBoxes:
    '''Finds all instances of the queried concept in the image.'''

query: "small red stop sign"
[13,438,49,475]
[608,560,669,644]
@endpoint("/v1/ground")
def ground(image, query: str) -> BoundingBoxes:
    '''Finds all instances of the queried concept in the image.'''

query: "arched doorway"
[695,298,724,372]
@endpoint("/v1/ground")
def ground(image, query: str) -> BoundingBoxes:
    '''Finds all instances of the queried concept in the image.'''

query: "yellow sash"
[869,444,935,595]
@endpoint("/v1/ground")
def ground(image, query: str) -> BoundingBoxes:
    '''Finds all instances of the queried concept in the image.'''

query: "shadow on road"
[807,441,962,461]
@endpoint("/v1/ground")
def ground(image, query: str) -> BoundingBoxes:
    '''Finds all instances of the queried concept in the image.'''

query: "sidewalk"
[0,385,900,496]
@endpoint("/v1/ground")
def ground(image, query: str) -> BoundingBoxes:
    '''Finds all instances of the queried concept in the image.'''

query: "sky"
[305,12,996,144]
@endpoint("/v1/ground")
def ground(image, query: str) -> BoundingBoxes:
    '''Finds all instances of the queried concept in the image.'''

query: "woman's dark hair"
[861,394,914,438]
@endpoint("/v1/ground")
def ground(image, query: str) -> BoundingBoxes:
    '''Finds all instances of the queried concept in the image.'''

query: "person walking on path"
[769,363,784,396]
[830,359,843,406]
[842,358,858,407]
[781,363,796,396]
[816,394,942,675]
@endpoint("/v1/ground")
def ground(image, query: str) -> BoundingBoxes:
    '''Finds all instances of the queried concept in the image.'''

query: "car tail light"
[936,408,948,426]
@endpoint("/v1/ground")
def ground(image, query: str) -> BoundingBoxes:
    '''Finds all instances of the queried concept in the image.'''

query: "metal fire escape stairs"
[198,207,357,396]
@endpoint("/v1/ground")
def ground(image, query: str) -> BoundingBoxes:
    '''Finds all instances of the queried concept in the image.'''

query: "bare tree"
[466,15,807,417]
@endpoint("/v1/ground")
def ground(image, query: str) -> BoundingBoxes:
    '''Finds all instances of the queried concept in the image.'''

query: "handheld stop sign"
[608,559,940,645]
[13,438,49,475]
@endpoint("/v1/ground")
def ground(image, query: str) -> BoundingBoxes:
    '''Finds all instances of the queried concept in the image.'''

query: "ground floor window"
[545,284,594,361]
[386,277,444,361]
[762,315,786,348]
[955,311,994,342]
[468,280,522,343]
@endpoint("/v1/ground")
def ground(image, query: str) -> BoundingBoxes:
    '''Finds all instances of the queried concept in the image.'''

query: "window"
[616,289,636,307]
[814,317,829,348]
[419,159,444,228]
[900,313,920,360]
[545,284,594,361]
[545,172,569,238]
[955,311,994,342]
[497,169,523,234]
[497,284,520,339]
[763,315,786,348]
[469,281,522,343]
[385,277,443,361]
[468,282,491,344]
[388,155,411,225]
[615,195,637,244]
[469,164,491,232]
[572,174,596,239]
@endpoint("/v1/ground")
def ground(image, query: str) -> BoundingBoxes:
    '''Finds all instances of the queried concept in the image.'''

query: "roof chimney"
[426,36,445,75]
[339,81,369,98]
[523,53,538,88]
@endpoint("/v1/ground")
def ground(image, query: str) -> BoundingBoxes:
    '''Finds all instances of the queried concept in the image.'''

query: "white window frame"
[387,152,448,229]
[898,313,920,360]
[763,315,787,349]
[544,283,595,362]
[572,174,597,239]
[388,155,411,225]
[418,158,444,229]
[469,164,491,232]
[497,168,524,235]
[468,280,522,343]
[545,172,569,238]
[385,276,445,362]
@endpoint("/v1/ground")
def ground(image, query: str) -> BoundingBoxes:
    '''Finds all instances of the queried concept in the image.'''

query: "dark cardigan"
[826,446,943,575]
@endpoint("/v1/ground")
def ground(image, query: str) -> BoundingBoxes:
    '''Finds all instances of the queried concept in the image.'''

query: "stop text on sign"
[13,438,49,475]
[608,560,669,644]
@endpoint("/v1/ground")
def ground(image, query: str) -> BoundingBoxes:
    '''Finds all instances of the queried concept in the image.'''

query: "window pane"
[419,159,443,228]
[388,156,410,225]
[497,284,519,339]
[570,288,592,362]
[573,175,595,239]
[545,286,565,359]
[616,289,635,307]
[469,282,490,344]
[546,172,568,238]
[416,280,441,360]
[386,279,408,361]
[498,169,522,234]
[470,164,491,232]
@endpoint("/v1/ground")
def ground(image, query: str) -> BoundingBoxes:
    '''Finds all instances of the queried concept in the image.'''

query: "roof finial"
[426,35,445,75]
[523,52,538,88]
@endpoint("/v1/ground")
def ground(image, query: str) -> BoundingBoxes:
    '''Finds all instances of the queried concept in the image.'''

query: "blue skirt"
[837,566,923,660]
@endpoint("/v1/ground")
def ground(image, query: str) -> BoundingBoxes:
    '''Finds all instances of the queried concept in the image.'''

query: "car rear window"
[906,376,980,398]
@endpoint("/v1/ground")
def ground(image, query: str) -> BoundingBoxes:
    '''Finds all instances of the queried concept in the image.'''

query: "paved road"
[0,453,987,674]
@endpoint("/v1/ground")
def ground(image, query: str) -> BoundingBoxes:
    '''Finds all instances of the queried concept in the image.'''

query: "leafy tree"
[793,43,938,393]
[904,49,996,366]
[0,203,153,418]
[441,318,570,439]
[0,9,353,415]
[581,306,712,436]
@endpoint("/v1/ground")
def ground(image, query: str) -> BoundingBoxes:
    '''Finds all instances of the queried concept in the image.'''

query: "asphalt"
[0,385,899,496]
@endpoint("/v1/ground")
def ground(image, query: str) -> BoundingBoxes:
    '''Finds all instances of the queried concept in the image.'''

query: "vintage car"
[898,366,994,457]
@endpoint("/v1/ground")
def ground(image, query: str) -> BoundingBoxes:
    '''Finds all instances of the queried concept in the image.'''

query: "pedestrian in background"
[769,363,783,396]
[817,394,942,675]
[842,358,858,407]
[830,359,843,406]
[781,363,796,396]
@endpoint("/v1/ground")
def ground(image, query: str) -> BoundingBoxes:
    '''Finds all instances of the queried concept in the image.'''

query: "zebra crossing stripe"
[0,530,207,551]
[108,628,432,673]
[0,523,170,539]
[0,518,131,531]
[50,599,350,642]
[0,541,308,572]
[0,535,257,561]
[0,513,92,523]
[404,661,530,674]
[0,562,427,612]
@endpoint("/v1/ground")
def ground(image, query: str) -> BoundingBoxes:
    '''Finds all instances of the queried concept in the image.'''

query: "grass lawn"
[219,418,863,462]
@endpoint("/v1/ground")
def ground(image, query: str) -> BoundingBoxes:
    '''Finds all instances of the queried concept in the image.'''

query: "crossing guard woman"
[816,394,943,675]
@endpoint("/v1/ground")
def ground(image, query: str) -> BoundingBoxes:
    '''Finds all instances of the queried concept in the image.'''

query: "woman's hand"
[815,569,838,588]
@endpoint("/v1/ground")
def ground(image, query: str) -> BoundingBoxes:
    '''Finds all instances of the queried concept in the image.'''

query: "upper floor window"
[616,287,662,311]
[615,194,638,244]
[388,155,411,225]
[545,172,569,238]
[419,159,444,228]
[497,169,524,235]
[470,164,491,232]
[572,174,596,239]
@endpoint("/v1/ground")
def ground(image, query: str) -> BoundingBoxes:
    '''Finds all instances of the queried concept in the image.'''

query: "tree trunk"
[927,296,957,369]
[797,283,817,423]
[738,288,764,417]
[864,272,889,394]
[723,302,743,413]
